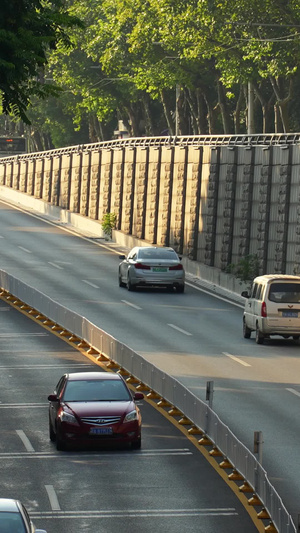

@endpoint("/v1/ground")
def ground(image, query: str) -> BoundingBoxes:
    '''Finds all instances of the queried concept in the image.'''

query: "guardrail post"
[206,380,214,408]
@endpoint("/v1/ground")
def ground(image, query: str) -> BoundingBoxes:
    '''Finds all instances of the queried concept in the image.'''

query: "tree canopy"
[0,0,81,122]
[2,0,300,146]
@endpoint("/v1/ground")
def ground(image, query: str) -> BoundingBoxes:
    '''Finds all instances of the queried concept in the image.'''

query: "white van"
[241,274,300,344]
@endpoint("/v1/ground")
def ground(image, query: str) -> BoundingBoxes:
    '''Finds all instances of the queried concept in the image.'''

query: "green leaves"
[0,0,82,122]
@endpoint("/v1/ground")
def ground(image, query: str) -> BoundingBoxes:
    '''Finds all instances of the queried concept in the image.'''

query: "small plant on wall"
[101,212,117,239]
[225,254,260,290]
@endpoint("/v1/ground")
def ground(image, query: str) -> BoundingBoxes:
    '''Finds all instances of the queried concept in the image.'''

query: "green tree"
[0,0,81,123]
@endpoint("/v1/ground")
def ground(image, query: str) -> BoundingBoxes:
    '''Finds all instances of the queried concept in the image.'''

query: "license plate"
[282,311,298,318]
[152,267,167,272]
[89,427,113,435]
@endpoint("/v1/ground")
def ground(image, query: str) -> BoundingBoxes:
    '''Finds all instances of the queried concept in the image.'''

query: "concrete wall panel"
[59,154,72,209]
[168,146,187,253]
[19,161,28,193]
[88,151,101,220]
[79,152,91,216]
[156,146,173,246]
[69,153,82,213]
[144,147,160,244]
[34,159,44,198]
[98,149,113,224]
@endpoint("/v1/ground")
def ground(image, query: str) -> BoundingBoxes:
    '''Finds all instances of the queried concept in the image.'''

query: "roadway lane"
[0,298,259,533]
[0,199,300,523]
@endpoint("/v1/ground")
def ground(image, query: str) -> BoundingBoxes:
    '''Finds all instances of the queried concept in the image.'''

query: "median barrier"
[0,268,296,533]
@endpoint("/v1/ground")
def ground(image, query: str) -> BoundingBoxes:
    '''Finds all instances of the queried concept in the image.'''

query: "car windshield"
[0,512,26,533]
[63,380,132,402]
[268,282,300,303]
[138,249,177,260]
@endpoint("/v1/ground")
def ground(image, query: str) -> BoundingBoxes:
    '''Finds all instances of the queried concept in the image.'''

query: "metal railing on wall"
[1,133,300,163]
[0,268,296,533]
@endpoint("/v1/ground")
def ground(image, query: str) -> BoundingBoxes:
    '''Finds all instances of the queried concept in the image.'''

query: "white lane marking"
[0,235,3,238]
[48,262,63,269]
[45,485,61,511]
[0,364,93,370]
[168,324,192,336]
[186,281,244,308]
[30,508,238,519]
[0,404,46,408]
[16,430,35,452]
[82,280,100,288]
[286,388,300,398]
[0,449,193,458]
[0,333,48,338]
[223,352,251,367]
[0,308,10,312]
[18,246,31,253]
[121,300,142,310]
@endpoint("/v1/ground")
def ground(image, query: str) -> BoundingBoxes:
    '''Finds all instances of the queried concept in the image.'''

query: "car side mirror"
[241,291,249,298]
[119,254,126,259]
[48,394,59,402]
[134,392,144,401]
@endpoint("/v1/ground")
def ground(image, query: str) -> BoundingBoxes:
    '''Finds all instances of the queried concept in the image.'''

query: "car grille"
[81,416,121,426]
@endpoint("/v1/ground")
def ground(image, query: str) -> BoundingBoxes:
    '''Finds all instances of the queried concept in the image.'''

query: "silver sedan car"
[118,246,185,292]
[0,498,46,533]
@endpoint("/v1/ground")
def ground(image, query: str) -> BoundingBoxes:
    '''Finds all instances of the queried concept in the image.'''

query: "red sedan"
[48,372,143,450]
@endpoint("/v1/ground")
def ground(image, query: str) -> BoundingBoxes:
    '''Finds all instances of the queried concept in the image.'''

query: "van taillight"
[261,302,267,317]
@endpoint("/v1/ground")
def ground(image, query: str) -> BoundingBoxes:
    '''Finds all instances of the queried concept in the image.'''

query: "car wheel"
[243,318,251,339]
[293,335,300,343]
[127,277,135,291]
[56,428,66,451]
[176,285,185,293]
[118,271,125,287]
[131,437,141,449]
[49,417,56,442]
[255,324,264,344]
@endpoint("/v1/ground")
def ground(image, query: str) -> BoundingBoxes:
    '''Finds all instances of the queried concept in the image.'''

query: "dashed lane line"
[286,388,300,398]
[18,246,32,253]
[121,300,142,310]
[82,280,100,289]
[16,430,35,452]
[223,352,251,367]
[167,324,192,336]
[45,485,61,511]
[48,262,64,269]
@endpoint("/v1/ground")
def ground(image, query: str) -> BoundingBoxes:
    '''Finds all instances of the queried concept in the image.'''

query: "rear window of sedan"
[63,379,132,402]
[0,512,26,532]
[138,249,178,260]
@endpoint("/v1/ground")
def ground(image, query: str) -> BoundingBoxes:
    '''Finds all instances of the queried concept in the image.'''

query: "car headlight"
[60,411,78,424]
[124,410,138,423]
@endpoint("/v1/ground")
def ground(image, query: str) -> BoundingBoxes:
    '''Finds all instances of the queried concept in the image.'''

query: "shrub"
[101,212,117,238]
[225,254,260,289]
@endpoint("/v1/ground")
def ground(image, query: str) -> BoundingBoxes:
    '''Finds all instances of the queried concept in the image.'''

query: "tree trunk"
[160,89,175,136]
[217,80,233,134]
[269,76,293,133]
[233,85,245,134]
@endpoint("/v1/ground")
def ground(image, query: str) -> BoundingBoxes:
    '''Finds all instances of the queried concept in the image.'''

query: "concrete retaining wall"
[1,136,299,276]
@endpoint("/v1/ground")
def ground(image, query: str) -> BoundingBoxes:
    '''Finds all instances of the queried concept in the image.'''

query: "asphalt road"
[0,199,300,525]
[0,298,259,533]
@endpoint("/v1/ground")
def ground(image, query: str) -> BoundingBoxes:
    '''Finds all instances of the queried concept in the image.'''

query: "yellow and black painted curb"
[0,287,276,533]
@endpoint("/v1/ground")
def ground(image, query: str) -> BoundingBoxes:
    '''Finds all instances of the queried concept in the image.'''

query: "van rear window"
[268,283,300,303]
